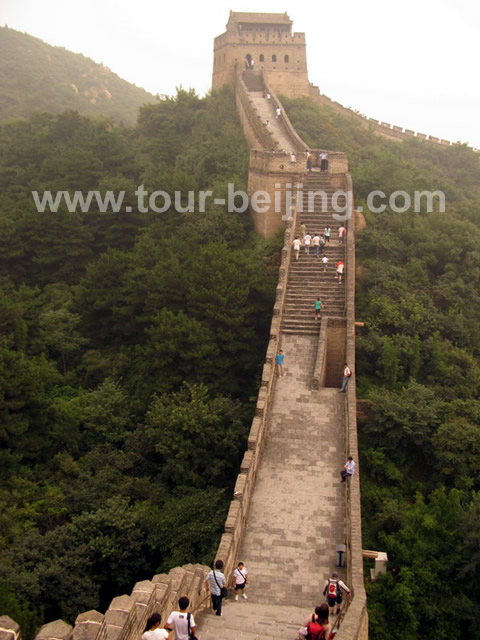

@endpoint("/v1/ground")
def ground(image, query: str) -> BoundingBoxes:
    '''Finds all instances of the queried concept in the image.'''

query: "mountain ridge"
[0,26,157,125]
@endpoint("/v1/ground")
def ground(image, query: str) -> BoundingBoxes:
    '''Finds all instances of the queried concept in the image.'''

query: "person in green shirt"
[314,298,324,320]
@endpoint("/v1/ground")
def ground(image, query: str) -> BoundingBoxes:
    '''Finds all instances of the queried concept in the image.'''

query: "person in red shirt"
[336,261,344,283]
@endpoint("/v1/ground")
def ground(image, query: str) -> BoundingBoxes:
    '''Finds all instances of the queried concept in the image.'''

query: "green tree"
[145,382,248,489]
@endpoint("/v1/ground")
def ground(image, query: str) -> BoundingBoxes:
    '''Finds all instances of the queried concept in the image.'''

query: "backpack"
[306,621,325,640]
[327,578,340,598]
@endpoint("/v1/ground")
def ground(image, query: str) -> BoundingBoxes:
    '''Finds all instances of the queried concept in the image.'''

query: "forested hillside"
[0,88,280,635]
[0,27,155,125]
[283,96,480,640]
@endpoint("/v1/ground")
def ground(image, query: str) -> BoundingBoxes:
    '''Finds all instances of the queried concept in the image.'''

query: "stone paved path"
[196,333,348,639]
[250,91,296,152]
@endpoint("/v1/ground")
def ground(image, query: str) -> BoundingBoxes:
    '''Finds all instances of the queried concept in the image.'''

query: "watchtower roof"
[228,11,293,26]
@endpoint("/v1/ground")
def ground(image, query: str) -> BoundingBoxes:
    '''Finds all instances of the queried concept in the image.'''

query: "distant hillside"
[0,26,156,125]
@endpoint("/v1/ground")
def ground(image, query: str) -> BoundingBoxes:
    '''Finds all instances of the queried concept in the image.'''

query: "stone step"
[289,263,344,270]
[287,279,344,284]
[195,602,314,640]
[285,295,345,303]
[242,71,265,92]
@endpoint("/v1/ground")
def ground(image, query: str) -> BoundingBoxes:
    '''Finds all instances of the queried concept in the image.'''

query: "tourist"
[298,604,332,640]
[276,106,281,119]
[275,349,285,377]
[233,561,248,600]
[312,233,321,257]
[319,151,329,172]
[339,363,351,392]
[324,227,331,244]
[319,233,326,254]
[293,237,301,260]
[322,255,328,272]
[304,232,312,254]
[314,298,324,320]
[205,560,227,617]
[165,597,196,640]
[142,613,169,640]
[290,151,297,163]
[336,260,344,283]
[307,151,313,173]
[323,571,351,616]
[340,456,355,482]
[338,225,346,244]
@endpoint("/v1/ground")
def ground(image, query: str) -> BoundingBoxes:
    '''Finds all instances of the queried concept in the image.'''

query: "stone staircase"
[242,70,265,91]
[283,174,347,334]
[197,602,317,640]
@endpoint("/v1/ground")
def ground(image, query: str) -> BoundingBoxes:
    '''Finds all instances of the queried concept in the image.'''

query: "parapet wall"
[34,564,211,640]
[335,171,368,640]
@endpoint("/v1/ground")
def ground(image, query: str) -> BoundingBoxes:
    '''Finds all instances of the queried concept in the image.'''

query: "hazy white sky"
[2,0,479,148]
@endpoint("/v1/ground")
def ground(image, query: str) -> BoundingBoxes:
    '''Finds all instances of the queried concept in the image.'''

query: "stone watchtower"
[212,11,311,97]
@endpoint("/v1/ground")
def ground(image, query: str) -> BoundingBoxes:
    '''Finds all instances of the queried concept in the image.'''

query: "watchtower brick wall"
[213,12,311,98]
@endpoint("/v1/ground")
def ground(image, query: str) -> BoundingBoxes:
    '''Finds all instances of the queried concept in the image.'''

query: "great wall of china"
[8,10,461,639]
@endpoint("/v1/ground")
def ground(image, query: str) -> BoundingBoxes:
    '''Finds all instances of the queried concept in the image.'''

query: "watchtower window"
[272,54,277,62]
[284,54,289,63]
[259,54,264,62]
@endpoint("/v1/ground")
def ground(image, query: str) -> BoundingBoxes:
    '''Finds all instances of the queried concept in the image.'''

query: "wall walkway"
[196,341,348,639]
[31,73,367,640]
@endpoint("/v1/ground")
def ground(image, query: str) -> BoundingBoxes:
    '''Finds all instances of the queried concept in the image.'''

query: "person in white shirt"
[319,151,329,172]
[233,561,248,600]
[142,613,169,640]
[293,237,301,260]
[339,363,351,392]
[341,456,355,482]
[304,233,312,254]
[165,596,196,640]
[322,255,328,272]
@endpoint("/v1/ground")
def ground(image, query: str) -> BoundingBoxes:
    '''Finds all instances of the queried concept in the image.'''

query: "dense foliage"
[0,88,280,631]
[0,27,155,125]
[283,95,480,639]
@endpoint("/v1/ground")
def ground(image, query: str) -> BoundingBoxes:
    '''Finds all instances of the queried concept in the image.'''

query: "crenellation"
[73,612,103,640]
[224,500,242,533]
[0,618,21,640]
[36,621,73,640]
[233,472,247,498]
